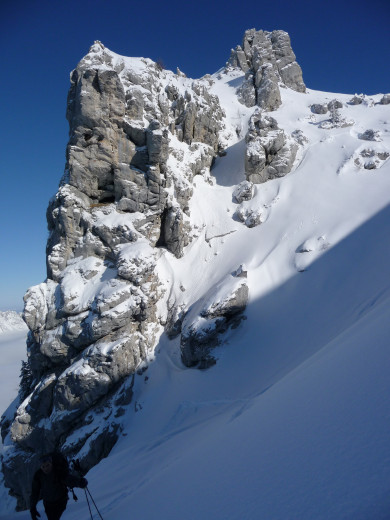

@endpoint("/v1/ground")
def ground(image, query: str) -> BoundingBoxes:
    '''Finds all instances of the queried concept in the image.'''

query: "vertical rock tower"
[1,41,224,508]
[228,29,306,109]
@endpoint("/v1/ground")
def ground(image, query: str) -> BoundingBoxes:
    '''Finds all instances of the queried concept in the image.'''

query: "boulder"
[328,99,343,110]
[358,129,381,141]
[180,276,248,367]
[235,206,262,228]
[311,103,328,114]
[233,181,255,203]
[245,111,298,183]
[348,95,364,105]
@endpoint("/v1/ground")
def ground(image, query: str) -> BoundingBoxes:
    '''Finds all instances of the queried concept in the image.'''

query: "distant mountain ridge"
[0,311,27,334]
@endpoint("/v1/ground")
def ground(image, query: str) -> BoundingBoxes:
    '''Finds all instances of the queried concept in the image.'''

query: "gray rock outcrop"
[233,181,255,203]
[348,95,364,105]
[358,129,381,141]
[311,103,328,114]
[1,41,225,509]
[354,148,390,170]
[235,206,262,228]
[180,273,248,368]
[230,29,306,110]
[244,110,298,183]
[328,99,343,111]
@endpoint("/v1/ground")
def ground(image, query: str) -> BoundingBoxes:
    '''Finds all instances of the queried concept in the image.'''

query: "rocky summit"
[1,28,366,509]
[229,29,306,108]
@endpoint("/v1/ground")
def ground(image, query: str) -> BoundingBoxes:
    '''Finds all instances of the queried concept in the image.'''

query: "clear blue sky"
[1,0,389,311]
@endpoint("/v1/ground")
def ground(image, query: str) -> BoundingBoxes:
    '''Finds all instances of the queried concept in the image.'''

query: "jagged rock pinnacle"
[228,29,306,110]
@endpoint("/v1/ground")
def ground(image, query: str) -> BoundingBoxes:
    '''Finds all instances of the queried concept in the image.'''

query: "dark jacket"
[30,456,85,508]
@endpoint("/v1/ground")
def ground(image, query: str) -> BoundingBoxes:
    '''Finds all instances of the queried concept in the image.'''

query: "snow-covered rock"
[311,103,328,114]
[358,129,381,141]
[235,205,263,228]
[233,180,255,203]
[180,274,248,367]
[348,94,364,105]
[245,110,298,183]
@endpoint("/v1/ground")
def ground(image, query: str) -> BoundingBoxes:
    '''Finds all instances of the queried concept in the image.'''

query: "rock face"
[1,41,225,509]
[228,29,306,110]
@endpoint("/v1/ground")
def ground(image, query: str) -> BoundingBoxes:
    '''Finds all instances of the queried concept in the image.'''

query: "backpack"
[50,452,80,501]
[50,452,70,481]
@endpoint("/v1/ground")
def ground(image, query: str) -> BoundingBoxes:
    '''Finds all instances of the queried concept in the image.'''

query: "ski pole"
[86,486,104,520]
[85,488,94,520]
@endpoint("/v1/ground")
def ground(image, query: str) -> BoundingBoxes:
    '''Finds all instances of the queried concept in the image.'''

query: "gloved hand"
[80,477,88,488]
[30,506,40,520]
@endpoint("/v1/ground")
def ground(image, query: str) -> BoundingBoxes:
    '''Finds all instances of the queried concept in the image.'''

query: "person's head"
[40,454,53,474]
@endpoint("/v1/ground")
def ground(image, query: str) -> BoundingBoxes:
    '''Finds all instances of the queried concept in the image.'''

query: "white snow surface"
[0,330,27,450]
[0,312,27,335]
[1,63,390,518]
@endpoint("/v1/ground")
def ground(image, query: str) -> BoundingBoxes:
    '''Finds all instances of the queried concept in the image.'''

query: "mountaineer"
[30,453,87,520]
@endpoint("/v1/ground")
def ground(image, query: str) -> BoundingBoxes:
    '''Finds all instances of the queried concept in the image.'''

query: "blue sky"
[1,0,389,311]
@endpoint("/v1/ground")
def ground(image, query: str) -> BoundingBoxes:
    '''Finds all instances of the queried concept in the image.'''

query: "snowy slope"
[1,67,390,519]
[0,312,27,335]
[0,312,28,442]
[0,330,27,454]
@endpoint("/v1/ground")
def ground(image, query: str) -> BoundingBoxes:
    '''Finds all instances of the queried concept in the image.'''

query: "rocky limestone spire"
[228,29,306,110]
[1,42,225,508]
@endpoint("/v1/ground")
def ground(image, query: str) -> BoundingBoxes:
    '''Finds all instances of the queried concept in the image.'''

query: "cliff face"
[1,31,306,508]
